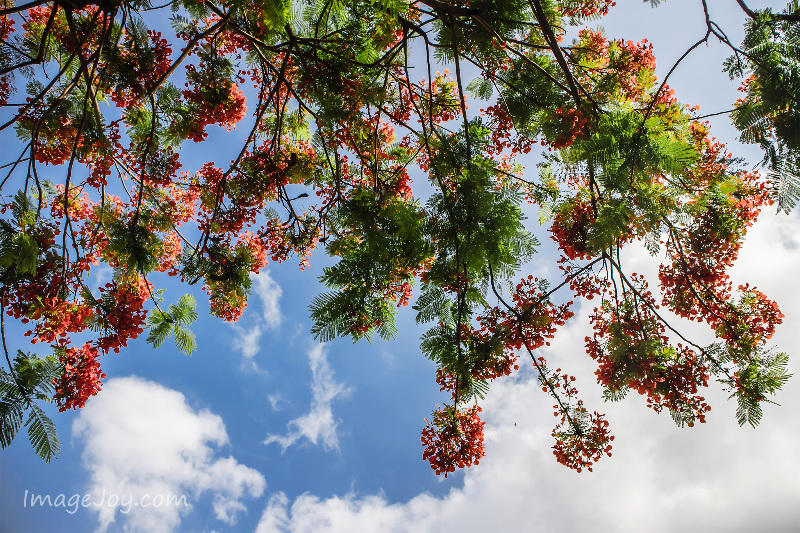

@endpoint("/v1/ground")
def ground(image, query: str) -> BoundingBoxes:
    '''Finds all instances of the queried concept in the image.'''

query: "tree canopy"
[0,0,796,474]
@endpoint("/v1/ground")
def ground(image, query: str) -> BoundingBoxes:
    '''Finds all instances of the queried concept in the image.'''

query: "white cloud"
[72,376,266,533]
[264,344,352,451]
[255,209,800,533]
[233,324,264,359]
[252,270,283,329]
[232,270,283,360]
[267,393,287,411]
[255,493,292,533]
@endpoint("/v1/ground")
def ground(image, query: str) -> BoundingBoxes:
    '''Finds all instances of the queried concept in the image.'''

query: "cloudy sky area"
[2,1,799,532]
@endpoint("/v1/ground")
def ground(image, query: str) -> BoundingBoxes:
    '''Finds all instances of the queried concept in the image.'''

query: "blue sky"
[2,1,800,532]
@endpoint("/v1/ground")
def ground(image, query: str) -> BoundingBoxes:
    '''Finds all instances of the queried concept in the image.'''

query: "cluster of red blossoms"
[535,361,615,472]
[54,343,105,411]
[94,280,149,354]
[1,190,156,411]
[559,0,617,18]
[0,17,12,106]
[421,275,584,474]
[182,68,247,142]
[586,276,712,426]
[479,276,575,353]
[421,404,485,477]
[551,199,596,260]
[107,30,173,107]
[548,108,589,150]
[658,129,782,377]
[551,410,613,472]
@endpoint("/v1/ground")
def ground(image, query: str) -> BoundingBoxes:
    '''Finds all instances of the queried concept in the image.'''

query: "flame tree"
[0,0,796,470]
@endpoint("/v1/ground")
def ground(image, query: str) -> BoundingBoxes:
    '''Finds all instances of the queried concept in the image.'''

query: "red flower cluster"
[552,411,613,472]
[534,362,615,472]
[19,111,80,166]
[559,0,616,18]
[421,404,485,477]
[108,30,173,107]
[551,199,596,260]
[421,274,578,476]
[587,275,711,426]
[547,107,589,150]
[0,17,13,107]
[182,66,247,142]
[611,38,659,101]
[95,280,149,354]
[479,275,574,353]
[658,133,779,359]
[55,343,106,411]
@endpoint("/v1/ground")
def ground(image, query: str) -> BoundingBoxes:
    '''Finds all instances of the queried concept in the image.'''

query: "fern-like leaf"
[25,403,60,463]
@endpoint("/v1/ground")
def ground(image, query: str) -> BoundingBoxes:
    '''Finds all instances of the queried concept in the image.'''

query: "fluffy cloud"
[72,376,266,533]
[252,270,283,329]
[256,335,800,532]
[232,270,283,359]
[233,324,265,360]
[264,344,352,451]
[255,210,800,533]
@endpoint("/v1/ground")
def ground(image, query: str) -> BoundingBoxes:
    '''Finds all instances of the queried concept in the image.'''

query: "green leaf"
[467,77,494,100]
[0,393,24,449]
[25,403,60,463]
[589,199,632,250]
[173,327,197,356]
[1,352,62,456]
[414,285,452,326]
[309,292,351,342]
[771,155,800,212]
[145,295,198,355]
[146,311,172,348]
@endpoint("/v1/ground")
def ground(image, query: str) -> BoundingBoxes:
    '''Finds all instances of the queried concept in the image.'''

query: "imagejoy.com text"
[22,489,189,515]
